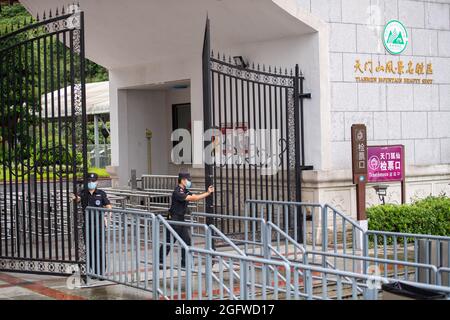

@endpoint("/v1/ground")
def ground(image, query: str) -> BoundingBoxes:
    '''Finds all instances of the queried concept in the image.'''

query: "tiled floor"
[0,272,153,300]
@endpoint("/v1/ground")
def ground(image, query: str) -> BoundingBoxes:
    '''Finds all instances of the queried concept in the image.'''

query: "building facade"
[20,0,450,219]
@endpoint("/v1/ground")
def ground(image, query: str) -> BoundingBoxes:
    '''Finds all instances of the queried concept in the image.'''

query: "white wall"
[294,0,450,169]
[108,31,325,184]
[109,0,450,188]
[126,90,169,177]
[109,56,202,184]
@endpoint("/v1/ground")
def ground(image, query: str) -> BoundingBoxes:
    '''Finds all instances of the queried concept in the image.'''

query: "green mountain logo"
[387,29,404,45]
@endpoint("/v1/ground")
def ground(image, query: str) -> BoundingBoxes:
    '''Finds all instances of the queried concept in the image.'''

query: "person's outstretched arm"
[185,186,214,202]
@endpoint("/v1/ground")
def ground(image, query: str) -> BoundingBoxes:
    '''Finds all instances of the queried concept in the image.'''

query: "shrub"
[367,196,450,237]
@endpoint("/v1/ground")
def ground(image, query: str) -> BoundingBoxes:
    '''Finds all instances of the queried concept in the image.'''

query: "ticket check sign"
[368,145,404,182]
[367,144,406,203]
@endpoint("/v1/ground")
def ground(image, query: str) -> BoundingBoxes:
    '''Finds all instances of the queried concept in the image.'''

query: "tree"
[0,3,108,173]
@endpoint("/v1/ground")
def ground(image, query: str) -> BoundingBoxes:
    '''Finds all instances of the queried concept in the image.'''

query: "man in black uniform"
[74,173,112,278]
[159,172,214,268]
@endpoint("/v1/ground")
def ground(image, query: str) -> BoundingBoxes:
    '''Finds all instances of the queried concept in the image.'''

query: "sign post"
[351,124,368,220]
[351,124,368,250]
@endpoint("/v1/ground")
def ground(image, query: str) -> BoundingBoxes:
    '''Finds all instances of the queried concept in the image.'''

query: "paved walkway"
[0,272,153,300]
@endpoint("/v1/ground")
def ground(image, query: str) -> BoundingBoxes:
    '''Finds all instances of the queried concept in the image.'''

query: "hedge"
[367,196,450,237]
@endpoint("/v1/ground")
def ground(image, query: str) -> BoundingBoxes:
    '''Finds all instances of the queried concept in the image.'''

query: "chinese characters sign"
[367,145,404,183]
[354,58,433,84]
[351,124,367,184]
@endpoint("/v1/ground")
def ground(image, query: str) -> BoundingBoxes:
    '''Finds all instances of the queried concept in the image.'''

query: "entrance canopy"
[41,81,109,118]
[20,0,316,69]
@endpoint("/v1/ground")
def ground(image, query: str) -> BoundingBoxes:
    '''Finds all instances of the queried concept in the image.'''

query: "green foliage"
[0,3,30,29]
[0,3,108,173]
[367,196,450,237]
[88,167,110,178]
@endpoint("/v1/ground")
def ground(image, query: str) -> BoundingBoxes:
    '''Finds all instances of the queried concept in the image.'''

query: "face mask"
[88,182,97,190]
[186,180,192,189]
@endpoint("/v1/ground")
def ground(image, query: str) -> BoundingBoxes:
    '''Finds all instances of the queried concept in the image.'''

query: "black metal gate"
[202,19,312,237]
[0,7,88,274]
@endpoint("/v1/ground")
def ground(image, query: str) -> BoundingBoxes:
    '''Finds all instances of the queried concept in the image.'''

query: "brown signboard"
[351,124,368,221]
[351,124,368,183]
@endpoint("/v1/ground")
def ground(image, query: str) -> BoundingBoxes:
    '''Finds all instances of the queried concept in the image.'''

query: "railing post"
[152,216,159,299]
[244,203,249,254]
[85,208,90,285]
[363,233,369,276]
[284,262,291,300]
[206,228,213,300]
[263,223,272,287]
[305,269,313,300]
[240,259,248,299]
[186,249,192,300]
[263,223,270,260]
[363,287,379,300]
[322,205,328,268]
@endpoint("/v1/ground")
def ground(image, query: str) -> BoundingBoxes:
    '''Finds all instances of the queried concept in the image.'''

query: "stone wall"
[296,0,450,170]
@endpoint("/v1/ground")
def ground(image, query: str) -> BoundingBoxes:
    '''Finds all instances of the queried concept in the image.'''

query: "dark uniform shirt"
[80,188,110,211]
[169,185,192,219]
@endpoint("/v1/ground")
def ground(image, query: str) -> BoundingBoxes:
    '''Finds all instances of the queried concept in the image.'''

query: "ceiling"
[20,0,315,69]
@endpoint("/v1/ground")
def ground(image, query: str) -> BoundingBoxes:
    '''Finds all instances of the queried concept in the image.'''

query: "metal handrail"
[84,206,450,300]
[367,230,450,240]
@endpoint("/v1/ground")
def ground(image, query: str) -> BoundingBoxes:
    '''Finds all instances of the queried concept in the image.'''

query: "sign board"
[351,124,368,221]
[367,145,404,183]
[351,124,368,184]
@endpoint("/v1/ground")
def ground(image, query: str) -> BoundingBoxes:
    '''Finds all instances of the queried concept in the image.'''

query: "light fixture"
[373,185,389,205]
[233,56,248,69]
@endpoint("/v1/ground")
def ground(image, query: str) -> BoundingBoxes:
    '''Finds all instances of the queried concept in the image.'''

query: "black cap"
[178,172,191,181]
[87,172,98,182]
